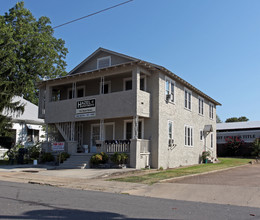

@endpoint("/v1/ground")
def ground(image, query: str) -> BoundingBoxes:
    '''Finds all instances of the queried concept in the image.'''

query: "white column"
[100,119,104,141]
[133,116,139,139]
[72,82,76,98]
[71,122,75,141]
[100,76,105,94]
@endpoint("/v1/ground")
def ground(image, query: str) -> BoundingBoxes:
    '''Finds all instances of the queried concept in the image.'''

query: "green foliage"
[225,136,244,156]
[90,152,109,165]
[27,143,41,160]
[90,153,103,165]
[4,143,23,161]
[251,138,260,158]
[201,151,211,161]
[59,152,70,163]
[40,152,54,163]
[225,116,249,123]
[111,152,128,165]
[0,1,68,133]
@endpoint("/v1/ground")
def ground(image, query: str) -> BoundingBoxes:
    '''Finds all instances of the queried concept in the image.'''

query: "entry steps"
[58,154,92,169]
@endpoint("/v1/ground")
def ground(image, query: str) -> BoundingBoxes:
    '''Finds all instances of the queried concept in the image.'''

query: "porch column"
[133,116,139,139]
[100,119,104,141]
[70,122,75,141]
[72,82,76,98]
[100,76,105,94]
[132,66,140,92]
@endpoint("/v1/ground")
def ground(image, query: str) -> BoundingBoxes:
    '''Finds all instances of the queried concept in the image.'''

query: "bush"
[201,151,210,161]
[59,152,70,163]
[27,144,41,160]
[90,152,109,165]
[252,138,260,158]
[111,152,128,165]
[41,152,54,163]
[4,144,24,163]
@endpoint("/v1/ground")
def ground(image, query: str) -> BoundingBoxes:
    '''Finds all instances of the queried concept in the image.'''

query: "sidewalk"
[1,164,260,208]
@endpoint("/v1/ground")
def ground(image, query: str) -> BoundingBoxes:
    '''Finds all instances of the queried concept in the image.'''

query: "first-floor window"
[200,130,204,141]
[168,121,173,140]
[211,133,214,148]
[185,125,193,146]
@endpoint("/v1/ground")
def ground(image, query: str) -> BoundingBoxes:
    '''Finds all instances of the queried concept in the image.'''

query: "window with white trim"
[124,119,144,139]
[198,96,204,115]
[168,121,173,140]
[211,133,214,148]
[165,77,175,103]
[68,86,85,99]
[97,56,111,69]
[209,102,214,119]
[185,125,193,146]
[184,88,192,110]
[200,130,204,141]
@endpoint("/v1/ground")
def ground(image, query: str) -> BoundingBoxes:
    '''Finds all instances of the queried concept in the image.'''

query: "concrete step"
[59,155,92,169]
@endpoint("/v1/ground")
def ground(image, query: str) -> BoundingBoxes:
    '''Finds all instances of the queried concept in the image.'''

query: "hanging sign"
[76,99,96,117]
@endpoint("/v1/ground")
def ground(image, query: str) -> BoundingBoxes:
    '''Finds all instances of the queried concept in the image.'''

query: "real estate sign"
[76,99,96,117]
[52,142,65,151]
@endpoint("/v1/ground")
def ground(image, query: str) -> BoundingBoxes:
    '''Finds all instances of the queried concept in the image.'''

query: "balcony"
[45,90,150,123]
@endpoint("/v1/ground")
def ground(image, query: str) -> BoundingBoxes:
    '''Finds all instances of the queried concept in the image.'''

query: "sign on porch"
[52,142,65,151]
[76,99,96,117]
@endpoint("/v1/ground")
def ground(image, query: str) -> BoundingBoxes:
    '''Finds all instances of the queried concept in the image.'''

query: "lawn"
[110,158,253,185]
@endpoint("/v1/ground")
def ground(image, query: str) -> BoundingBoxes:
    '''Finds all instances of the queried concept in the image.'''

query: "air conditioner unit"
[166,94,171,101]
[168,139,174,146]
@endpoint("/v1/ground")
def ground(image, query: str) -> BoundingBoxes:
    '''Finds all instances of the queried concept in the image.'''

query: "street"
[0,180,260,220]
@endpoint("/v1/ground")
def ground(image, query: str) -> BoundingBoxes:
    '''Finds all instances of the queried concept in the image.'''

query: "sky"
[1,0,260,122]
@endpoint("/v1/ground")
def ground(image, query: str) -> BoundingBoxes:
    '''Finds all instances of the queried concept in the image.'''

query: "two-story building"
[38,48,221,169]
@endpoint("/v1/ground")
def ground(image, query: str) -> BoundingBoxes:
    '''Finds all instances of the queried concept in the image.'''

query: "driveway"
[125,163,260,208]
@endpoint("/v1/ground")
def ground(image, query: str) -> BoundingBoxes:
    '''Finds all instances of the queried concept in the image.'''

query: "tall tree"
[225,116,249,123]
[0,1,68,134]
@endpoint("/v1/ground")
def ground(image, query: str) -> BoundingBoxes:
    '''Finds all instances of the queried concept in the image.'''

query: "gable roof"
[41,47,221,106]
[2,96,44,125]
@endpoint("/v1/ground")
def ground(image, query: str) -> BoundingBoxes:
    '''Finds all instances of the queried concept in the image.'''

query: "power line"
[53,0,134,29]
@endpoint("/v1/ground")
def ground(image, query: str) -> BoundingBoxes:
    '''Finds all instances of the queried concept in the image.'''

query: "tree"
[225,116,249,123]
[216,115,222,123]
[0,1,68,134]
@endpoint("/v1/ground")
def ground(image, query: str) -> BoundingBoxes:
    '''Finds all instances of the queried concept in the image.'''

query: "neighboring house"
[217,121,260,157]
[38,48,221,169]
[2,96,45,147]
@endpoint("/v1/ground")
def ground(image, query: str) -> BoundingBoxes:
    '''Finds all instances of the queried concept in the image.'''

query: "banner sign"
[217,130,260,144]
[52,142,65,151]
[76,99,96,115]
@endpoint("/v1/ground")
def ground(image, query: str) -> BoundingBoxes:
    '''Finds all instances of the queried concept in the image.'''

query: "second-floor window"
[184,88,192,110]
[198,96,204,115]
[100,81,111,94]
[165,77,175,103]
[209,102,214,119]
[123,76,146,91]
[68,87,85,99]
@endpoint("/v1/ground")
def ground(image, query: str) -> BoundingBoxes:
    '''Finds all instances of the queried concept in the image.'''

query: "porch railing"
[102,140,131,153]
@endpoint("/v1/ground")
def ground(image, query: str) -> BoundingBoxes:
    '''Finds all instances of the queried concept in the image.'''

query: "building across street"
[217,121,260,157]
[38,48,221,169]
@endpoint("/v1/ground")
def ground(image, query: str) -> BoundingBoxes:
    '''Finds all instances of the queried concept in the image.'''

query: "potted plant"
[201,151,210,164]
[111,152,128,168]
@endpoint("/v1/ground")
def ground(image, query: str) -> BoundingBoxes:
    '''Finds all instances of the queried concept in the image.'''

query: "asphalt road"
[0,181,260,220]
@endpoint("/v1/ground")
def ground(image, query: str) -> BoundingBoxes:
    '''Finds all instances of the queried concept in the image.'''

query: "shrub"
[59,152,70,163]
[27,144,41,160]
[201,151,210,161]
[41,152,55,163]
[111,152,128,165]
[90,153,103,165]
[5,144,23,162]
[100,152,109,164]
[252,138,260,158]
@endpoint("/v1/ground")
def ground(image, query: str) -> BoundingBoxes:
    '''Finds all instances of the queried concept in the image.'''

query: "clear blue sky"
[1,0,260,122]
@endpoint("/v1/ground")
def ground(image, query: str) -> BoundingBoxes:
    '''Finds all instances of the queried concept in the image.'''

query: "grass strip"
[109,158,252,185]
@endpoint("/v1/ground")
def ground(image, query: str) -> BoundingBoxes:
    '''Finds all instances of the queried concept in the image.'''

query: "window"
[68,86,85,99]
[184,88,192,110]
[124,119,144,139]
[168,121,173,140]
[51,89,61,101]
[209,102,214,119]
[165,77,175,103]
[185,125,193,147]
[97,56,111,69]
[123,76,146,91]
[211,133,214,148]
[200,130,204,141]
[100,81,111,94]
[198,96,204,115]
